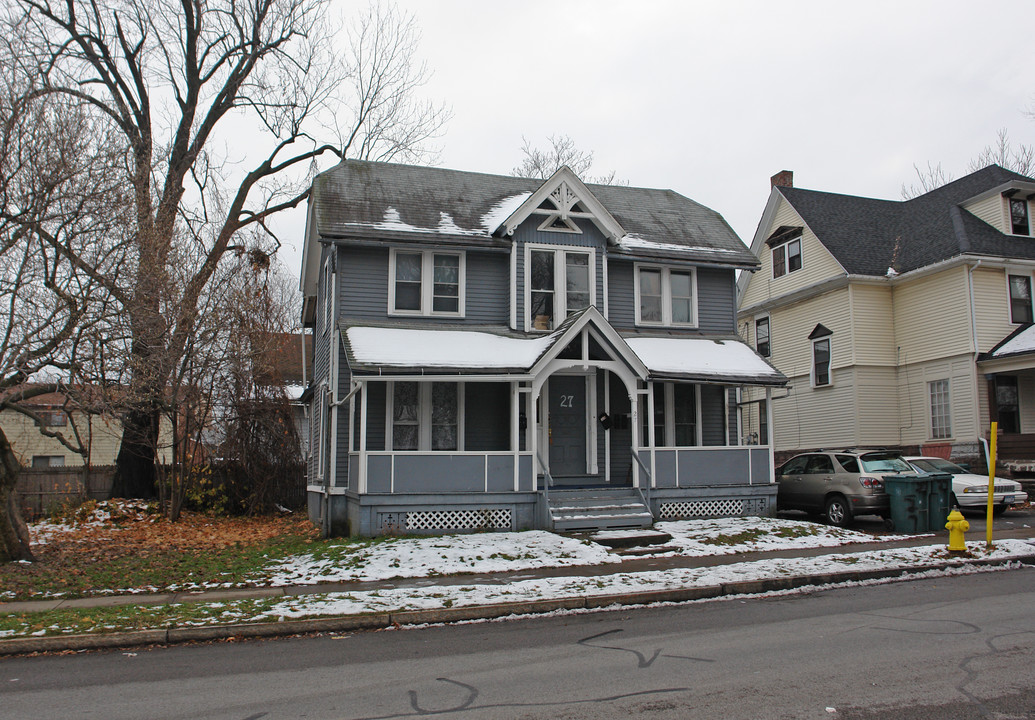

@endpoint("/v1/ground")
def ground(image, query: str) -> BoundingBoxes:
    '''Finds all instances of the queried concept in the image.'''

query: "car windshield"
[910,458,965,474]
[858,453,913,473]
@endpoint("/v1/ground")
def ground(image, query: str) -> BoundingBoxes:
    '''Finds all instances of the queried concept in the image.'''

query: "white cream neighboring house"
[737,166,1035,478]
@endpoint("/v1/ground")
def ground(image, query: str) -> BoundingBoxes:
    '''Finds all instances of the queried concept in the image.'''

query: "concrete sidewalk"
[3,528,1035,656]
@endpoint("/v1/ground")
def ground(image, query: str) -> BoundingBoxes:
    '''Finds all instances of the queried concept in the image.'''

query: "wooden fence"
[15,465,117,520]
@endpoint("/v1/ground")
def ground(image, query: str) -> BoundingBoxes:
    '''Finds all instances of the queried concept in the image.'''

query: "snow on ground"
[28,500,155,546]
[226,539,1035,624]
[262,530,614,586]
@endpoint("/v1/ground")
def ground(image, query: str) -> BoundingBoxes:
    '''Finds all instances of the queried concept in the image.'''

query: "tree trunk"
[0,427,33,563]
[112,405,159,498]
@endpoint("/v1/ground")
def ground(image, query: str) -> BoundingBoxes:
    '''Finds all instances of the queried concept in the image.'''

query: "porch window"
[755,316,771,357]
[812,337,831,387]
[389,249,464,317]
[526,246,595,330]
[390,381,461,451]
[1010,197,1030,236]
[635,265,696,327]
[929,379,951,439]
[1009,274,1033,324]
[759,399,768,445]
[642,383,698,447]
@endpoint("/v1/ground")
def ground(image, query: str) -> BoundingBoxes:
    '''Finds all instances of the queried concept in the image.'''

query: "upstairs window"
[635,265,696,326]
[755,316,771,357]
[322,255,333,335]
[773,236,802,278]
[929,379,951,439]
[1010,197,1030,236]
[812,337,831,387]
[389,249,465,317]
[526,246,595,330]
[1009,274,1033,324]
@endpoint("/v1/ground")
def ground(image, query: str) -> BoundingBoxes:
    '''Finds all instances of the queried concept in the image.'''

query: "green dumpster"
[924,472,952,532]
[883,475,931,533]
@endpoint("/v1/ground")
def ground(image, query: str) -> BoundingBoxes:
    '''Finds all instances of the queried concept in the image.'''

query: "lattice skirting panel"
[377,508,513,533]
[659,497,768,519]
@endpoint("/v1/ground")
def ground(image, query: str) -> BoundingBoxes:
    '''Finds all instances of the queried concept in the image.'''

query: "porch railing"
[630,449,654,520]
[536,450,554,529]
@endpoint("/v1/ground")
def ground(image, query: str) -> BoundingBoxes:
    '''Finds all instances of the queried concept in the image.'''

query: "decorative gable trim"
[498,166,626,242]
[528,305,648,380]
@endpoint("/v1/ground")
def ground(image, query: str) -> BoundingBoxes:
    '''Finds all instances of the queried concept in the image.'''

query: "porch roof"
[625,336,786,386]
[342,325,559,374]
[978,324,1035,373]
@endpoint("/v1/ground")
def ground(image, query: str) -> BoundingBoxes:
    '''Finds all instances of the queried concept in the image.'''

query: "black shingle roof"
[780,165,1035,276]
[311,159,757,266]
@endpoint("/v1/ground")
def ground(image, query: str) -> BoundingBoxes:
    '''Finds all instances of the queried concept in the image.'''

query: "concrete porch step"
[547,487,653,532]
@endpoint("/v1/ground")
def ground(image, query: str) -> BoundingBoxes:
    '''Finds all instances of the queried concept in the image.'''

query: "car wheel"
[824,496,853,528]
[992,504,1008,517]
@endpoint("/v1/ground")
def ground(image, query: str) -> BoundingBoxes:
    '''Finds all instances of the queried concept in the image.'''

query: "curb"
[3,553,1034,657]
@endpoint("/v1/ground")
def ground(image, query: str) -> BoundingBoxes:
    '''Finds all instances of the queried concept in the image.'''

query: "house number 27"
[560,395,575,408]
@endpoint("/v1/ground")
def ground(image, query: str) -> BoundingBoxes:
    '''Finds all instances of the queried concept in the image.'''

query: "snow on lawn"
[28,500,156,546]
[260,519,913,588]
[242,539,1035,622]
[261,530,615,586]
[653,517,914,556]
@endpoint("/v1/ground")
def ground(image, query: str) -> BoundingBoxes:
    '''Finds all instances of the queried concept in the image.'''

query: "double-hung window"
[389,249,464,316]
[322,256,333,335]
[526,246,594,330]
[773,236,802,278]
[755,316,771,357]
[812,337,831,387]
[1009,273,1033,324]
[390,381,461,451]
[928,379,951,440]
[1010,197,1030,236]
[635,265,696,326]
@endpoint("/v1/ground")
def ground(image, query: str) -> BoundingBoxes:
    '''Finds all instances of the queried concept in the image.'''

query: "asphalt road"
[781,501,1035,536]
[2,566,1033,720]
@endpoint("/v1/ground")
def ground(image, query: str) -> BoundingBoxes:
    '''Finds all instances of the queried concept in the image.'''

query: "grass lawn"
[1,501,323,602]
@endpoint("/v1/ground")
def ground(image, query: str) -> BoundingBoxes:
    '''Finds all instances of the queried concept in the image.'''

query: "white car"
[904,456,1028,515]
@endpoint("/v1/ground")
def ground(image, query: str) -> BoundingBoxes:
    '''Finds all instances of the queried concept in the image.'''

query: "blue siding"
[338,245,508,325]
[606,259,736,334]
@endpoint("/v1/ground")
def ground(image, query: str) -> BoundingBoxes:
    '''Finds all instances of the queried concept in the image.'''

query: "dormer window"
[773,236,802,278]
[1010,197,1030,236]
[525,245,595,330]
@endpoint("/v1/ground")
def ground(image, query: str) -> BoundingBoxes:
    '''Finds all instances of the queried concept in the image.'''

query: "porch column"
[630,390,640,488]
[359,380,368,494]
[766,386,775,485]
[511,381,520,491]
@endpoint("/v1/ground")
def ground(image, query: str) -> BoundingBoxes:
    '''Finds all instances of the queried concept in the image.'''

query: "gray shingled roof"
[310,159,757,266]
[780,165,1035,276]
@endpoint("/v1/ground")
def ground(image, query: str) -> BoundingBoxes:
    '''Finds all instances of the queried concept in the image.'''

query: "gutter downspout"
[967,259,984,461]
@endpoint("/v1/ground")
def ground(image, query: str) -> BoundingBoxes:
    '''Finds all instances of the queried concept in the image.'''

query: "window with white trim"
[773,236,802,278]
[525,246,594,330]
[389,381,462,451]
[929,379,951,439]
[389,249,465,316]
[31,455,65,468]
[1009,197,1030,236]
[1009,273,1033,324]
[812,337,831,387]
[635,265,696,326]
[641,383,698,447]
[755,316,771,357]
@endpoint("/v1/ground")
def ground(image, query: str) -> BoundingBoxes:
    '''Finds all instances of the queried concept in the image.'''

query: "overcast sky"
[281,0,1035,276]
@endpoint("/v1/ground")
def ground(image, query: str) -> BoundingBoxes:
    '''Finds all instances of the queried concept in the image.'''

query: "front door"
[549,375,587,476]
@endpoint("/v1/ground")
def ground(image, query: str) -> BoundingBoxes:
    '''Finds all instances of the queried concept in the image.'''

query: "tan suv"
[776,450,916,527]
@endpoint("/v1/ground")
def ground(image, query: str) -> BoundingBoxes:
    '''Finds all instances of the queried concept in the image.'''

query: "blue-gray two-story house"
[299,160,785,536]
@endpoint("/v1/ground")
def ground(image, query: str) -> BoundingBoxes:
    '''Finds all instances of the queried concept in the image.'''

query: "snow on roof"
[988,324,1035,358]
[626,337,783,383]
[346,326,558,370]
[617,234,740,256]
[480,192,532,233]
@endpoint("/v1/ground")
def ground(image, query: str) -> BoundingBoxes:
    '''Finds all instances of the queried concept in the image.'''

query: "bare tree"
[0,69,128,561]
[3,0,448,500]
[902,128,1035,198]
[512,134,623,185]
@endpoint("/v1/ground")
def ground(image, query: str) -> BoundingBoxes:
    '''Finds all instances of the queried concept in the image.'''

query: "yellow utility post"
[987,422,997,548]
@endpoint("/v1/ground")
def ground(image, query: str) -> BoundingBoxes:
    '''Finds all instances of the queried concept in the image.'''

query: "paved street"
[2,566,1033,720]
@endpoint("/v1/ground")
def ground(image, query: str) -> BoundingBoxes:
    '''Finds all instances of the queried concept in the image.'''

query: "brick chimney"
[771,170,793,189]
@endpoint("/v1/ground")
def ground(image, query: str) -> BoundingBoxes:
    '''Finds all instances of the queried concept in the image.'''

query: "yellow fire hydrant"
[946,508,969,553]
